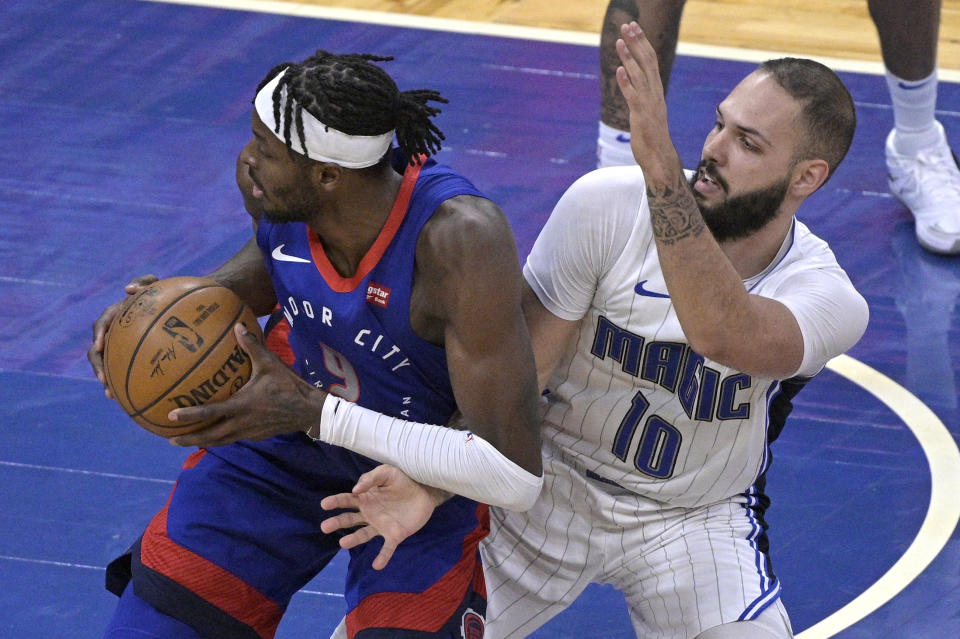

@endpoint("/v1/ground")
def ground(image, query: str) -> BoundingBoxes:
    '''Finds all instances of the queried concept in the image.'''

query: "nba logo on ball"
[460,609,484,639]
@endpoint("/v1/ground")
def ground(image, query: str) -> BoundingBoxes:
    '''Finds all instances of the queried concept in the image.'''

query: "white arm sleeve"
[314,396,543,511]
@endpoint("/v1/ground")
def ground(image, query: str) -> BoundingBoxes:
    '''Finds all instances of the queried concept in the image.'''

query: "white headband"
[254,70,395,168]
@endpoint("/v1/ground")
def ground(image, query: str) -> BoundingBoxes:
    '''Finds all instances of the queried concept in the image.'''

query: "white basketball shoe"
[886,121,960,255]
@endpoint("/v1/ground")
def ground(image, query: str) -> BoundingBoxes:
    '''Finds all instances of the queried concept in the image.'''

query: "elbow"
[686,330,730,364]
[496,470,544,512]
[494,426,543,511]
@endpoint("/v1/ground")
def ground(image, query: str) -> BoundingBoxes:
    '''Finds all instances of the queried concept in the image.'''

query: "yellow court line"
[796,355,960,638]
[141,0,960,82]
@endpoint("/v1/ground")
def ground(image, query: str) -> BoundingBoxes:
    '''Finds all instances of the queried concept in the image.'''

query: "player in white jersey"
[321,24,869,639]
[522,167,866,508]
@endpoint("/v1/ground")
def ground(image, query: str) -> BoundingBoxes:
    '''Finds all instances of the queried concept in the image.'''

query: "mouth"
[694,165,725,196]
[248,168,265,199]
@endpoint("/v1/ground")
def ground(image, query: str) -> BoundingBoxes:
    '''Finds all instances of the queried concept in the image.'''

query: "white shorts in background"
[479,441,793,639]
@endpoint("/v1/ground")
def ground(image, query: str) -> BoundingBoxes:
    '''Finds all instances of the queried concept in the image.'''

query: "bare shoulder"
[416,195,518,273]
[411,195,524,341]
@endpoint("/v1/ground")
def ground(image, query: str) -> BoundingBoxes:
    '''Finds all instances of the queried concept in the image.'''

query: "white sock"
[885,69,941,155]
[597,121,636,168]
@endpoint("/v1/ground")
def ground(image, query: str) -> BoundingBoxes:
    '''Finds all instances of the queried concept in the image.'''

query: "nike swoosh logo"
[635,280,669,298]
[897,79,933,91]
[271,244,311,263]
[615,134,631,143]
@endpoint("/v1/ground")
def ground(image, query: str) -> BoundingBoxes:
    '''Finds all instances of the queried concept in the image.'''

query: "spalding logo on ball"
[102,276,263,438]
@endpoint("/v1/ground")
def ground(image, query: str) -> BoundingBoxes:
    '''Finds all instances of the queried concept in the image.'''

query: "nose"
[239,139,257,168]
[701,129,727,166]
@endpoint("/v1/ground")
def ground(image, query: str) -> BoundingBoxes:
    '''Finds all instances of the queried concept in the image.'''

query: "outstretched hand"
[615,22,683,180]
[320,465,447,570]
[167,323,326,447]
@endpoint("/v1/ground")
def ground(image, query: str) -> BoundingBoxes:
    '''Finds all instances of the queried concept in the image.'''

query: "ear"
[311,162,343,192]
[789,158,830,198]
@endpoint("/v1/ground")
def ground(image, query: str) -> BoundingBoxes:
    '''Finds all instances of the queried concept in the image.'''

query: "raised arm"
[615,23,805,378]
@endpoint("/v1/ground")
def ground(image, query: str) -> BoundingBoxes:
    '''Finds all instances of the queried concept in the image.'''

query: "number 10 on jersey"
[611,391,682,479]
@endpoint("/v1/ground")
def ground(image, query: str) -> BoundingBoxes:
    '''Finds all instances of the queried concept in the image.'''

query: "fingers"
[125,274,159,293]
[332,525,397,570]
[338,526,382,553]
[90,275,159,389]
[90,300,122,386]
[615,28,656,92]
[371,542,397,571]
[615,54,639,108]
[87,342,108,391]
[618,22,657,67]
[168,420,238,448]
[320,492,361,512]
[167,408,243,447]
[232,322,271,380]
[234,321,265,354]
[320,510,368,535]
[352,464,397,494]
[167,396,234,428]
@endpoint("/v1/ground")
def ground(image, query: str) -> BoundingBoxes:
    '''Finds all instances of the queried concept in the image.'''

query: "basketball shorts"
[104,435,489,639]
[479,440,793,638]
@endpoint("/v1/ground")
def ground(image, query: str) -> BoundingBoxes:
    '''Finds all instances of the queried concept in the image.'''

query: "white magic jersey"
[523,166,869,508]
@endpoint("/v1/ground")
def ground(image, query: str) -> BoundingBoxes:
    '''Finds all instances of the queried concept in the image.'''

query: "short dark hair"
[758,58,856,180]
[256,50,448,165]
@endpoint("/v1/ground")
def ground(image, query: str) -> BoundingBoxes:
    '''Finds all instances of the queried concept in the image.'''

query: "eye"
[713,119,723,131]
[740,136,758,151]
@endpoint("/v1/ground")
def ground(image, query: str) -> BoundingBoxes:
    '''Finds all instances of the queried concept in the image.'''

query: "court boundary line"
[795,354,960,638]
[140,0,960,82]
[0,460,176,485]
[0,555,344,599]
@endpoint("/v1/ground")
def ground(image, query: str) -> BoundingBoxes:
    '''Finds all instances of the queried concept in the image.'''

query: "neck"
[309,164,404,278]
[719,211,795,279]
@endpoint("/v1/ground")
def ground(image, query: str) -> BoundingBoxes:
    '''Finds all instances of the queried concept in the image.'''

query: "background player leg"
[598,0,687,167]
[870,0,960,254]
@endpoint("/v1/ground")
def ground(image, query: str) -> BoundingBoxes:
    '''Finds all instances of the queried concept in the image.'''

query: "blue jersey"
[256,152,482,426]
[107,152,493,639]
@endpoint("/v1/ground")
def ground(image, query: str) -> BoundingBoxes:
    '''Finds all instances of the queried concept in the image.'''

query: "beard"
[262,203,313,224]
[254,169,320,225]
[688,161,790,242]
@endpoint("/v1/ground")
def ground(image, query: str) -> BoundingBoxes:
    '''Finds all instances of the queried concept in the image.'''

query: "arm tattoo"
[647,174,706,245]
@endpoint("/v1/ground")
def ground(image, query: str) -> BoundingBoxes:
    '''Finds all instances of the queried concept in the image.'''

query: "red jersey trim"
[345,504,490,636]
[308,160,424,293]
[264,306,295,366]
[139,450,283,639]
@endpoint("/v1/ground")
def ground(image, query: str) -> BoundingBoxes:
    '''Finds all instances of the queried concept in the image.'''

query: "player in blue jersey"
[88,50,542,639]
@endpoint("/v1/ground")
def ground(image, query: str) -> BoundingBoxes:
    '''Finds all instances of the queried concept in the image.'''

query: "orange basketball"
[102,276,263,438]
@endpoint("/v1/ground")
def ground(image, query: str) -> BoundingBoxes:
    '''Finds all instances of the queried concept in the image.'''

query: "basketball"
[102,276,263,438]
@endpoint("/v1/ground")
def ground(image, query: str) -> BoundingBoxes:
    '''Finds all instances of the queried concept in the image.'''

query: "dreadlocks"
[255,51,448,165]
